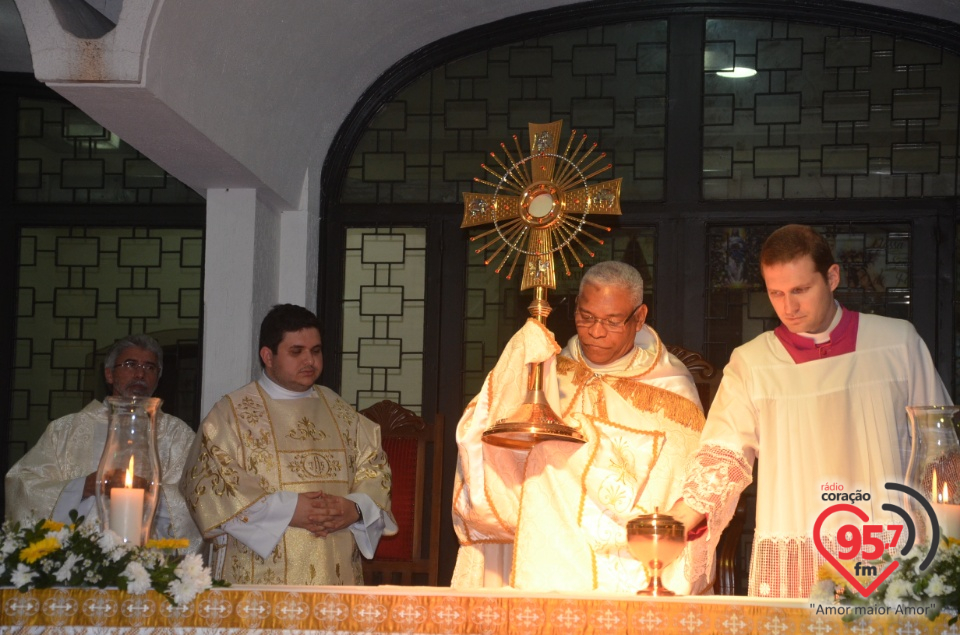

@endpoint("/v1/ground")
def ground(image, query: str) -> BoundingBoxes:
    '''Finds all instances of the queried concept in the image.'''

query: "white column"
[201,188,280,417]
[277,170,319,310]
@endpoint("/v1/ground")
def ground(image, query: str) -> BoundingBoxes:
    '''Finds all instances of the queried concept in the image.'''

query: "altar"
[2,585,951,634]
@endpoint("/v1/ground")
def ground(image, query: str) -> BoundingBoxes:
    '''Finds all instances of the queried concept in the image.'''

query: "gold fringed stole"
[556,355,705,433]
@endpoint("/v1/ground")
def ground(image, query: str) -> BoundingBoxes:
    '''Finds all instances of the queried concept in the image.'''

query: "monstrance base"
[482,397,586,450]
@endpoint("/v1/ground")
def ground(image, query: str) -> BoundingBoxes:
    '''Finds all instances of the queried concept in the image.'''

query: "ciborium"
[626,508,686,596]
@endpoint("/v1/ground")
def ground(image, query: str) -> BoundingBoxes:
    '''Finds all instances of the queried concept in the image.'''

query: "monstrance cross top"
[461,120,622,293]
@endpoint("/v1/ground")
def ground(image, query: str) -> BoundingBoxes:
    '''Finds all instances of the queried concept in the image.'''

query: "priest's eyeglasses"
[113,360,160,374]
[573,305,642,332]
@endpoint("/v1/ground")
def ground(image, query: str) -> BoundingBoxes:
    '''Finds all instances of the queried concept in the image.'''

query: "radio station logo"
[814,482,940,598]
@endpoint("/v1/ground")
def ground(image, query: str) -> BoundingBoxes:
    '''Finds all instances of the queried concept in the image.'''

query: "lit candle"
[931,470,960,540]
[110,456,144,545]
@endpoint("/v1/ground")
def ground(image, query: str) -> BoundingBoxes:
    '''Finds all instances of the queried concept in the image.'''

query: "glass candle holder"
[905,405,960,542]
[95,396,162,545]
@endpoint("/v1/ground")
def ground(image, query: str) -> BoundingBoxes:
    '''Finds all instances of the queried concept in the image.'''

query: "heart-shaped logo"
[813,504,899,597]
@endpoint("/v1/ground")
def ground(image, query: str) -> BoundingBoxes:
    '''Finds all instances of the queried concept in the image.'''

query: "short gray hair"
[104,334,164,374]
[579,261,644,306]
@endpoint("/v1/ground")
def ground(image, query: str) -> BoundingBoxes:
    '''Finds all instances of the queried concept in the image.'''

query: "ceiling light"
[716,67,757,78]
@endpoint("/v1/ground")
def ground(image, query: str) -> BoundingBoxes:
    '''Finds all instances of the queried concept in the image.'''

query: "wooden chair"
[665,344,720,412]
[665,344,748,596]
[359,400,443,586]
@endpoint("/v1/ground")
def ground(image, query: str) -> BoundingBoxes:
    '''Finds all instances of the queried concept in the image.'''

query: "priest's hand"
[290,491,361,537]
[306,492,361,537]
[667,500,706,539]
[290,491,329,536]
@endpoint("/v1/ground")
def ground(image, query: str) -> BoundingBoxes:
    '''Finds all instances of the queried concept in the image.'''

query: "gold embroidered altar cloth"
[1,586,950,634]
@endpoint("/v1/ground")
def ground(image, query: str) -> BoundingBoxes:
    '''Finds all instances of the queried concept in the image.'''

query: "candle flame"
[945,481,951,503]
[125,456,134,488]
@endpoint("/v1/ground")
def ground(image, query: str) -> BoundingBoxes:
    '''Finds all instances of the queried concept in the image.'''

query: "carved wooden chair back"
[665,344,720,415]
[358,400,443,586]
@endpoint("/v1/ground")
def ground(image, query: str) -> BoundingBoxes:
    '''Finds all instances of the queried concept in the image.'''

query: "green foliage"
[0,511,227,605]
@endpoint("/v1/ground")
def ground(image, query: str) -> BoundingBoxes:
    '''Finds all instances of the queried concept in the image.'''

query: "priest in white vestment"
[5,334,202,553]
[672,224,953,598]
[453,261,711,594]
[179,304,397,585]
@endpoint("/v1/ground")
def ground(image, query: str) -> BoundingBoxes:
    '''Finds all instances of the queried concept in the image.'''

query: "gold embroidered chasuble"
[452,319,709,593]
[179,382,393,585]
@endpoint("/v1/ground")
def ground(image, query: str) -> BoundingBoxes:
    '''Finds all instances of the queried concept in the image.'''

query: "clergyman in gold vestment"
[179,304,396,585]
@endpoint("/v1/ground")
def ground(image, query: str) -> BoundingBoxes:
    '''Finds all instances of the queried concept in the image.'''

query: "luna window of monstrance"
[461,120,622,449]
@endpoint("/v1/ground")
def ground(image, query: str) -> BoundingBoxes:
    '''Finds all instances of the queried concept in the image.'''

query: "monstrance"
[461,120,622,449]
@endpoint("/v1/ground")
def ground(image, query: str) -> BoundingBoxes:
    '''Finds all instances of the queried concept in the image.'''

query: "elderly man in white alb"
[5,334,202,552]
[453,261,710,594]
[670,224,953,598]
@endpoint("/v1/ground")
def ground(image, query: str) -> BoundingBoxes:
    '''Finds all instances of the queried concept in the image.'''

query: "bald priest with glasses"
[452,261,710,594]
[5,334,202,553]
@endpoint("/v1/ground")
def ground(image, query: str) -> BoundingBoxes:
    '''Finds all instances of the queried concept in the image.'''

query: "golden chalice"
[626,508,686,596]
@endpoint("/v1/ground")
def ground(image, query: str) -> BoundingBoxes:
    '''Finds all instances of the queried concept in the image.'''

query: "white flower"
[0,535,18,556]
[926,573,955,596]
[11,563,38,588]
[122,561,152,594]
[109,544,132,562]
[0,515,218,606]
[177,553,207,580]
[97,529,120,552]
[97,529,133,562]
[883,578,917,608]
[168,553,212,605]
[54,553,81,582]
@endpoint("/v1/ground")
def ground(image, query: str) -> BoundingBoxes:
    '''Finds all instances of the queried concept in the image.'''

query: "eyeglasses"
[113,360,160,374]
[574,305,642,332]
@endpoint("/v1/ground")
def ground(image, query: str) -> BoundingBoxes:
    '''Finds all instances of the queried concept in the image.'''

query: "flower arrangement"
[811,537,960,624]
[0,511,225,605]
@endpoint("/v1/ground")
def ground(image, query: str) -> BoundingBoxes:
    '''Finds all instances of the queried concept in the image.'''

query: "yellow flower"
[943,535,960,548]
[145,538,190,550]
[19,537,61,563]
[816,563,846,586]
[41,520,64,532]
[815,559,874,587]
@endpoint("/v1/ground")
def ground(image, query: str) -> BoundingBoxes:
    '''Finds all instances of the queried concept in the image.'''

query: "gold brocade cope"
[462,121,623,448]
